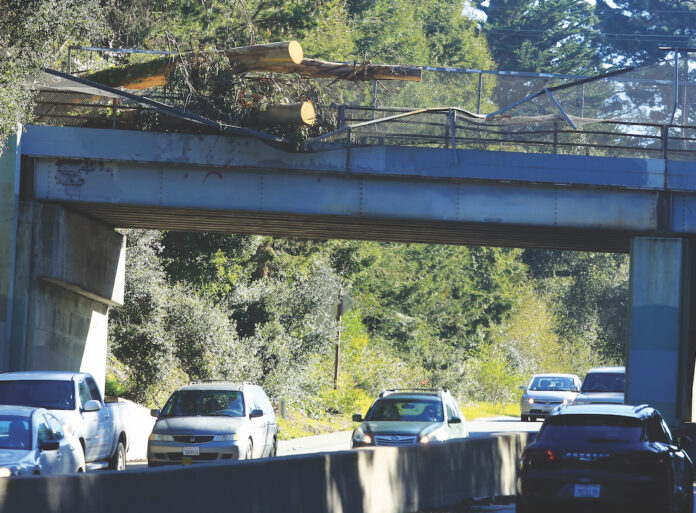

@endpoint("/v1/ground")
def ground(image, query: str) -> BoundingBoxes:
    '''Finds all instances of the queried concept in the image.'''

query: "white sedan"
[0,405,85,476]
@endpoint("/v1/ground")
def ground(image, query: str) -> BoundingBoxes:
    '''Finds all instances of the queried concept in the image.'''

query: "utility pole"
[333,295,343,390]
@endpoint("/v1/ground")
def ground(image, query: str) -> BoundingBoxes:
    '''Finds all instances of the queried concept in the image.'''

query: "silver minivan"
[147,382,277,467]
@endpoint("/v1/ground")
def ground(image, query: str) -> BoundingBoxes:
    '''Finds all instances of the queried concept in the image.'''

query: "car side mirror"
[150,409,161,418]
[519,385,526,391]
[448,417,461,424]
[250,409,263,419]
[527,432,537,443]
[571,385,579,392]
[82,399,101,413]
[352,414,363,422]
[39,440,60,452]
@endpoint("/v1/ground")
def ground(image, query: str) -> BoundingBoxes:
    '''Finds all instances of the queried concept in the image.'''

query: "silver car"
[573,366,625,405]
[519,373,581,422]
[0,405,85,476]
[147,382,277,467]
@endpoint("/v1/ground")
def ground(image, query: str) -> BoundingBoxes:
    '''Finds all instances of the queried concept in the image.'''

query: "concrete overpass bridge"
[3,61,696,426]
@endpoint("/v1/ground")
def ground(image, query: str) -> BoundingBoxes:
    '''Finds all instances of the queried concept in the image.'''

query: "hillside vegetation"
[2,0,651,425]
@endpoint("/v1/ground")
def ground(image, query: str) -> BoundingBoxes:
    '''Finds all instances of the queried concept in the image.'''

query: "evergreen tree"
[476,0,600,74]
[595,0,696,67]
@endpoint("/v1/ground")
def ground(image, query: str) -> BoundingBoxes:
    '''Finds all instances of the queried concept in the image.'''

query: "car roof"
[550,403,652,419]
[177,382,246,392]
[586,366,625,374]
[0,371,84,381]
[530,373,580,379]
[377,392,443,401]
[0,405,41,417]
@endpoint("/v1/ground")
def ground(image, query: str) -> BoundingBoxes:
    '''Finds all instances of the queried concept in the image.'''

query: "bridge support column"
[627,237,694,425]
[5,199,125,392]
[0,130,21,373]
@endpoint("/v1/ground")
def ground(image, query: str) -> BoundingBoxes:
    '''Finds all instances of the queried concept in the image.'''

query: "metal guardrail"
[307,105,696,162]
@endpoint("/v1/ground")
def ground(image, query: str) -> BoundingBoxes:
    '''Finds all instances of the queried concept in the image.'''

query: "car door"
[256,388,276,455]
[86,376,112,459]
[45,413,74,473]
[444,398,464,439]
[251,386,269,457]
[77,378,100,461]
[36,414,61,475]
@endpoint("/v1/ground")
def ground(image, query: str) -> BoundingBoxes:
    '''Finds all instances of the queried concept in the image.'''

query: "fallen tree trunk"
[84,41,304,90]
[84,42,421,91]
[260,58,423,82]
[255,102,316,125]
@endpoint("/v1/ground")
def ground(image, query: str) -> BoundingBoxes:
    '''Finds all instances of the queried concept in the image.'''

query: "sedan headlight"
[527,398,534,404]
[562,399,570,405]
[0,466,21,477]
[213,433,239,441]
[149,433,174,441]
[420,426,448,444]
[352,427,373,445]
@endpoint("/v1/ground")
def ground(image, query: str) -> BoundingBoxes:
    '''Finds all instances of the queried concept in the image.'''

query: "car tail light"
[522,449,555,466]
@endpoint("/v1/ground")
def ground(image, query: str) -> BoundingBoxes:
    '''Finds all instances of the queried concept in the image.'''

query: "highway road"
[278,416,542,456]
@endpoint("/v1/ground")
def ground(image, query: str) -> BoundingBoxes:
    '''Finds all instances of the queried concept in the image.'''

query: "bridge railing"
[307,105,696,162]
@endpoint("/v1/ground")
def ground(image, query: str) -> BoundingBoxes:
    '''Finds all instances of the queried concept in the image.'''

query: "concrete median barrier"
[0,432,531,513]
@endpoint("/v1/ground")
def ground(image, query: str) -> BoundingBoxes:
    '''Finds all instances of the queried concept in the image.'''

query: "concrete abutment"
[1,132,124,391]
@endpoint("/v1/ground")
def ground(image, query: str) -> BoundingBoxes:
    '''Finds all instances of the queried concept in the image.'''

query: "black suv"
[517,404,693,513]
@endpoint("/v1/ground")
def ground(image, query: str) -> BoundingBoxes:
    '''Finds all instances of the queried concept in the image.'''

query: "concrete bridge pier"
[0,131,125,391]
[626,237,696,425]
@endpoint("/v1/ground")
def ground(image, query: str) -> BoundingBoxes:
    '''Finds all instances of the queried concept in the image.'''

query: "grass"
[276,409,354,440]
[459,401,520,420]
[277,401,521,440]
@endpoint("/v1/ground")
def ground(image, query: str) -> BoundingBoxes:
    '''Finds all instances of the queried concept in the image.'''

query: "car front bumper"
[147,439,244,466]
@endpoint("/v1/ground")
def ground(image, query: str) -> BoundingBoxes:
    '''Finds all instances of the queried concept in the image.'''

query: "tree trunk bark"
[260,58,422,82]
[255,102,316,125]
[85,41,304,90]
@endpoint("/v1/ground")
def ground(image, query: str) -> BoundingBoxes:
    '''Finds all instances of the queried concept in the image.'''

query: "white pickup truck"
[0,371,130,470]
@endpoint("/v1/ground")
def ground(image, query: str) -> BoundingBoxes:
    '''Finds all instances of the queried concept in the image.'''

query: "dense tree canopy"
[3,0,644,415]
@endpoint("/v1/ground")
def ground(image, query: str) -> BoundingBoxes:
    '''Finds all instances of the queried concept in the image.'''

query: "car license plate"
[574,484,600,498]
[183,447,200,456]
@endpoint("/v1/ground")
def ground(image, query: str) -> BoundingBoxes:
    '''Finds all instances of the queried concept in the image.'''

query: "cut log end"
[288,41,303,65]
[256,102,316,126]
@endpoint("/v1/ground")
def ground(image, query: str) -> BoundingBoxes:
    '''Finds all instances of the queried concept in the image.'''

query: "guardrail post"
[553,120,558,154]
[338,105,346,129]
[477,73,483,115]
[449,109,457,164]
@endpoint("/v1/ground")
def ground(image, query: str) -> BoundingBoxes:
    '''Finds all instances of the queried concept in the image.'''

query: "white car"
[573,366,625,405]
[519,373,581,422]
[0,405,85,476]
[148,382,278,466]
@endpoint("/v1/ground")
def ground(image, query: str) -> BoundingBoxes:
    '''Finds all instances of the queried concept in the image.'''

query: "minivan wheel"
[269,437,277,457]
[245,439,253,460]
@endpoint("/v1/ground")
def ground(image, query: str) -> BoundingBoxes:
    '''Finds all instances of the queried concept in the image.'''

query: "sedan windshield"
[539,414,643,444]
[529,376,576,392]
[581,373,624,393]
[366,398,443,422]
[161,390,245,417]
[0,415,32,450]
[0,380,75,410]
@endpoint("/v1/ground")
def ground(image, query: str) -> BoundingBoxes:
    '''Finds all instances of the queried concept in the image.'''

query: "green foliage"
[476,0,600,74]
[594,1,696,67]
[0,0,107,149]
